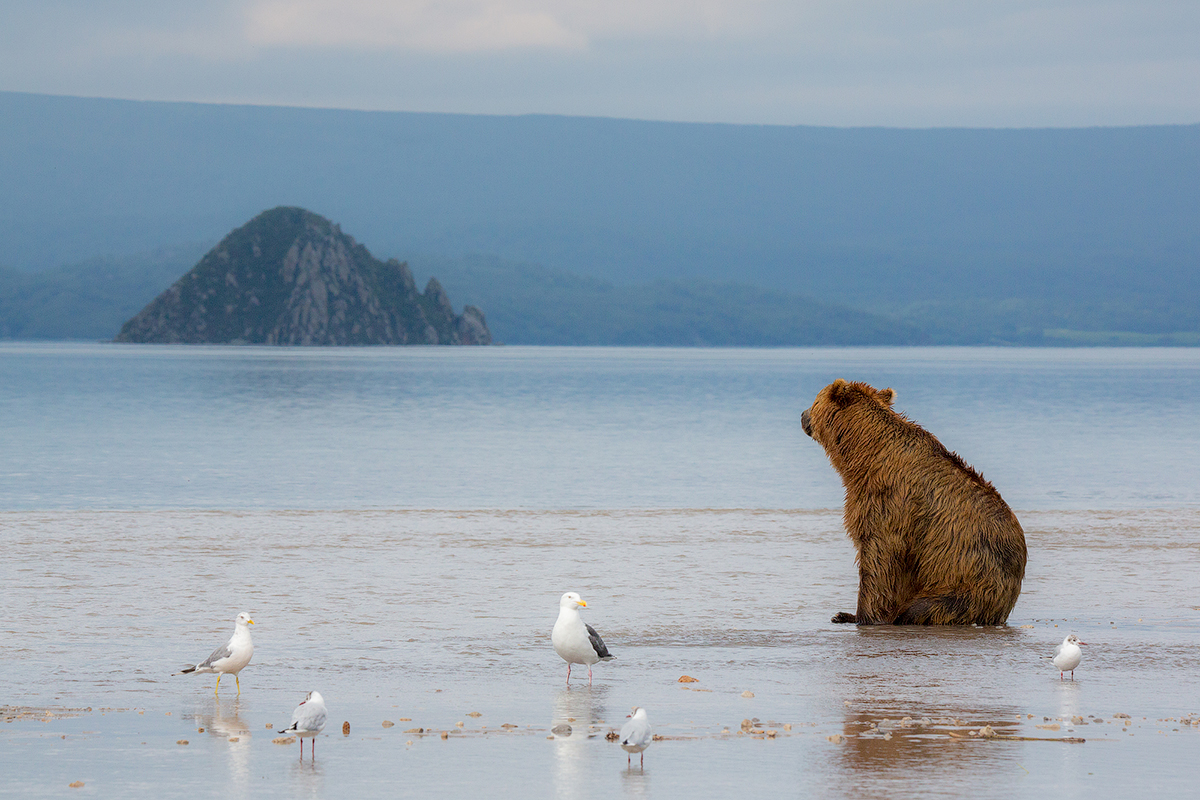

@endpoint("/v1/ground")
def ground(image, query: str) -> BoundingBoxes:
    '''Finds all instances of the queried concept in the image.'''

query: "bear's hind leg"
[831,612,857,623]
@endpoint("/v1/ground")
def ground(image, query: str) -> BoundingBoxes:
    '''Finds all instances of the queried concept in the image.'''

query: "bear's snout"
[801,408,813,438]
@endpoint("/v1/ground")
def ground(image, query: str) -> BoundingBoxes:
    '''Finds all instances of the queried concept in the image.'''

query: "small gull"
[619,706,653,767]
[552,592,614,686]
[176,612,254,695]
[1052,634,1086,680]
[281,691,327,760]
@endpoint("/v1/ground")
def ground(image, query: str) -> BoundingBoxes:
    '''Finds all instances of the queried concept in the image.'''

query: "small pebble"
[406,728,424,734]
[741,691,755,698]
[978,726,997,738]
[501,723,518,729]
[440,731,449,740]
[69,782,85,789]
[343,721,351,735]
[265,723,273,729]
[467,712,482,718]
[229,737,240,742]
[197,727,205,733]
[382,720,395,728]
[176,740,189,745]
[552,724,572,736]
[273,736,297,745]
[826,734,844,744]
[783,724,792,731]
[678,675,699,683]
[406,740,414,746]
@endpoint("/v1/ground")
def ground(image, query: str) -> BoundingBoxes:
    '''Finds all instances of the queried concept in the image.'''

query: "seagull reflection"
[289,756,325,796]
[552,685,610,798]
[191,699,252,789]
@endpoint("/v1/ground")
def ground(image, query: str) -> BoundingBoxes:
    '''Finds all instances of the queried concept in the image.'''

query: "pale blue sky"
[2,1,1197,127]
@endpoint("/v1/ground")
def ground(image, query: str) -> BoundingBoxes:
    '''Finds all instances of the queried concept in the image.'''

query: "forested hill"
[2,91,1198,344]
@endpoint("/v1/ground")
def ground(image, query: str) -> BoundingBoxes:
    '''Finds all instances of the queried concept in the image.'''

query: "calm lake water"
[2,343,1199,799]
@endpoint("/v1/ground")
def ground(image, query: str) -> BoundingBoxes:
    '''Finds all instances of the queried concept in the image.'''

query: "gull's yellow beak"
[578,600,587,607]
[247,619,255,625]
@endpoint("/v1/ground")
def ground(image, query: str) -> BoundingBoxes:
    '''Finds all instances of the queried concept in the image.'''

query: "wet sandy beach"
[4,507,1199,798]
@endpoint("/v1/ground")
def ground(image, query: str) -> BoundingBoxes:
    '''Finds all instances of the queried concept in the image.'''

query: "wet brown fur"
[801,380,1026,625]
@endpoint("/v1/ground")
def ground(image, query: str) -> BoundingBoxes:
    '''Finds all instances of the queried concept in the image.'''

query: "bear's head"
[801,379,895,451]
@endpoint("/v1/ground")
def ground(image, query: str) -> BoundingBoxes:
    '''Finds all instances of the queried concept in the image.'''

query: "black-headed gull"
[1052,634,1086,680]
[619,706,653,767]
[281,691,327,760]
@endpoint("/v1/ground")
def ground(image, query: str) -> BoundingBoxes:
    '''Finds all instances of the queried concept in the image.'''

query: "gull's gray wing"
[585,623,614,661]
[199,641,233,668]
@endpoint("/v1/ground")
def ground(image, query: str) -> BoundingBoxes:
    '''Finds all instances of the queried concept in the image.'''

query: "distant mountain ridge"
[116,208,490,345]
[3,92,1199,344]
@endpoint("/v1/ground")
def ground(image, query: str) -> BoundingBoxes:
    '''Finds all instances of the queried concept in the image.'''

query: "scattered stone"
[382,720,395,728]
[405,728,424,734]
[197,727,205,733]
[783,724,793,731]
[826,734,844,744]
[605,730,619,741]
[467,712,482,718]
[741,691,755,698]
[399,718,412,722]
[678,675,699,683]
[1019,624,1034,629]
[501,723,518,729]
[455,721,465,728]
[552,724,572,736]
[978,726,997,738]
[1071,716,1086,725]
[69,782,85,788]
[1036,724,1061,731]
[265,723,273,729]
[229,737,240,742]
[1114,713,1130,719]
[176,740,189,745]
[440,731,449,740]
[766,730,778,739]
[882,732,893,740]
[343,721,351,735]
[273,736,297,745]
[406,740,414,746]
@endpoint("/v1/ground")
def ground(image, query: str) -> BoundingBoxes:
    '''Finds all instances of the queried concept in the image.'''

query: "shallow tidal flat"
[3,507,1198,798]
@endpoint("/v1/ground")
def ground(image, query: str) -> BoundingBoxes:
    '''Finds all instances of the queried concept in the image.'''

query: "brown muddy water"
[3,507,1198,799]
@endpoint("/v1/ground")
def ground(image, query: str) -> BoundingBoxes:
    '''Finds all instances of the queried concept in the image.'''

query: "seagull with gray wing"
[280,691,327,760]
[552,592,614,686]
[619,706,653,768]
[176,611,255,695]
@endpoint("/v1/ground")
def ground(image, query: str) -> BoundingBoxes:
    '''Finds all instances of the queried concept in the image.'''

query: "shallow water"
[2,345,1200,798]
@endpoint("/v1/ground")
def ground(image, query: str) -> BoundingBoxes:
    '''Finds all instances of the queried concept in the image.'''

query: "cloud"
[241,0,767,53]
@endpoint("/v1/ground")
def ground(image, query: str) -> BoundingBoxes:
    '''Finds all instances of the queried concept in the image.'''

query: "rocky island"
[115,207,491,345]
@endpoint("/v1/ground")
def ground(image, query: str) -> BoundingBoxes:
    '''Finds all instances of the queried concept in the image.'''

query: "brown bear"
[801,379,1026,625]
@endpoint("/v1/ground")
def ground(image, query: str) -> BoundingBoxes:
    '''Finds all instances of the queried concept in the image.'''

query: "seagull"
[1052,634,1086,680]
[280,691,327,760]
[176,612,254,695]
[619,706,653,768]
[552,592,614,686]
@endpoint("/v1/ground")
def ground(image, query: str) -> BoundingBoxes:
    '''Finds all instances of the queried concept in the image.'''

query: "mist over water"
[3,344,1199,798]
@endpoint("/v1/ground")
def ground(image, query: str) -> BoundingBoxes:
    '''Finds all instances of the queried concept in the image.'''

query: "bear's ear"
[827,379,851,404]
[877,387,895,407]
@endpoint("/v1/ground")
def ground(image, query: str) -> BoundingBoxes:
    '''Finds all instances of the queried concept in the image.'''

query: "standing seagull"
[280,691,327,760]
[176,612,255,695]
[1052,634,1086,680]
[552,592,614,686]
[619,706,653,768]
